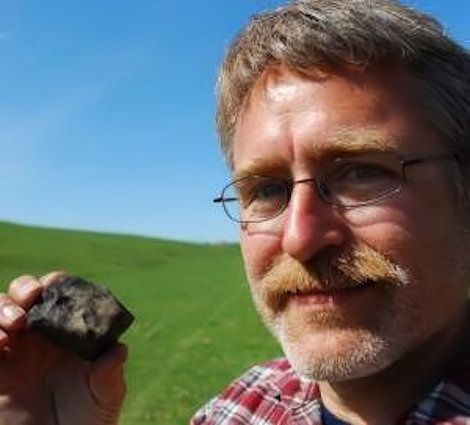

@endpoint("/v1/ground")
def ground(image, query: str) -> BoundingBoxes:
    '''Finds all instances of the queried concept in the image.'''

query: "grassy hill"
[0,221,281,424]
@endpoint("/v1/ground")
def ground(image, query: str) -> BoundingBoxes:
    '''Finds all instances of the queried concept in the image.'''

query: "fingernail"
[2,305,23,321]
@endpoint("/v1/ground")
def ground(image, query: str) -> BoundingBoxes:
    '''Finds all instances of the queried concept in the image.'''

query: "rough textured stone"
[26,276,134,361]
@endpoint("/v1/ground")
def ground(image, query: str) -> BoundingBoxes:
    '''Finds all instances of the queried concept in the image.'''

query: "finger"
[88,343,128,407]
[39,271,68,288]
[7,275,42,309]
[0,328,9,349]
[0,294,26,330]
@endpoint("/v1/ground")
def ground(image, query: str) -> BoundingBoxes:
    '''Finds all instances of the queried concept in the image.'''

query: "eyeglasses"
[213,151,455,224]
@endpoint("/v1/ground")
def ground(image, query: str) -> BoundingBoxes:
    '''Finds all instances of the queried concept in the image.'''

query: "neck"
[318,306,470,425]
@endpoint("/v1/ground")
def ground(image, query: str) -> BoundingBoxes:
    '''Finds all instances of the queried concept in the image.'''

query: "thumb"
[89,343,128,408]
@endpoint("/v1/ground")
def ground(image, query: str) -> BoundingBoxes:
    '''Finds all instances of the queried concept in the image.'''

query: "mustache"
[260,243,409,312]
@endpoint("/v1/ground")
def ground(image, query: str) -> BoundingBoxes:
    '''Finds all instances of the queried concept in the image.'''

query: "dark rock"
[26,276,134,361]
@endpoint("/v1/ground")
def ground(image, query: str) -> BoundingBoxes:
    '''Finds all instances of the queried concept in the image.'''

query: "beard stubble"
[249,243,412,381]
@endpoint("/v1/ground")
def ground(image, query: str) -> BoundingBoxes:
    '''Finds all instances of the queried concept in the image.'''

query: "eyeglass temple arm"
[403,153,456,167]
[213,196,237,203]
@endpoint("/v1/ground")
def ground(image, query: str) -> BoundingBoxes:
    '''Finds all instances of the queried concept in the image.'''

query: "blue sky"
[0,1,468,243]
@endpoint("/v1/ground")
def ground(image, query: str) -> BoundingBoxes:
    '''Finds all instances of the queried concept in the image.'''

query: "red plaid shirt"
[191,357,470,424]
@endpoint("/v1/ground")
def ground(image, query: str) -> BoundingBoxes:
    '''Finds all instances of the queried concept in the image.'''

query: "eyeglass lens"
[221,152,406,223]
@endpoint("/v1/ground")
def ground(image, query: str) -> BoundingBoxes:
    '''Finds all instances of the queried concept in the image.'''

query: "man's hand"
[0,272,127,425]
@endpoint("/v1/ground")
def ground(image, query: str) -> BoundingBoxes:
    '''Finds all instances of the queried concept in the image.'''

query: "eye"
[254,181,284,199]
[323,158,402,205]
[317,153,406,206]
[235,177,287,208]
[248,180,285,204]
[339,163,396,183]
[223,176,289,222]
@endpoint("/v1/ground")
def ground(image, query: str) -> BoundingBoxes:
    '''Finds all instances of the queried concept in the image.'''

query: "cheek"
[240,228,282,283]
[342,205,415,255]
[343,205,467,335]
[344,201,465,297]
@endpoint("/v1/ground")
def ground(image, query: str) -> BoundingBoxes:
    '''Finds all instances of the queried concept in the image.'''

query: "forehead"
[232,67,443,177]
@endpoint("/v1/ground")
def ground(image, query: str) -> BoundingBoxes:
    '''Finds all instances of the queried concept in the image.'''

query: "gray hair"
[217,0,470,170]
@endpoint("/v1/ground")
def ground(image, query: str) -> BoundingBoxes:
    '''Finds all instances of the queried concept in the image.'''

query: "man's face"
[232,67,469,382]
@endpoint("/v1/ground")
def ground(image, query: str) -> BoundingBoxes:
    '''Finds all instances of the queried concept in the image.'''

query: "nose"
[281,182,347,262]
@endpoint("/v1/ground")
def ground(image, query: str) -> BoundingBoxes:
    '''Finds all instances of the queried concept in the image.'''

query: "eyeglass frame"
[213,151,457,224]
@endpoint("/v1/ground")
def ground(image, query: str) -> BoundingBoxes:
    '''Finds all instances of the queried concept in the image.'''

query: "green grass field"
[0,221,281,424]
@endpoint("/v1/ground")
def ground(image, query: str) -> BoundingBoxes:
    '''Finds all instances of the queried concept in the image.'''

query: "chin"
[252,284,417,382]
[265,304,411,382]
[279,326,399,382]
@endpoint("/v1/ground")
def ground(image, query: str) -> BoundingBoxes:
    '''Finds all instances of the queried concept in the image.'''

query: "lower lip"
[289,286,374,307]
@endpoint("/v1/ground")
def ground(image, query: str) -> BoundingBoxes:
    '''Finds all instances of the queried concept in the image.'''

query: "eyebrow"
[232,129,401,181]
[233,156,288,181]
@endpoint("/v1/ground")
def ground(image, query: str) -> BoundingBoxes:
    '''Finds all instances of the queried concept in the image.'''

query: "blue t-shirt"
[321,403,350,425]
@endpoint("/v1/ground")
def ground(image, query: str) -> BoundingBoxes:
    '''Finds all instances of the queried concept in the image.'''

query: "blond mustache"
[260,244,410,312]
